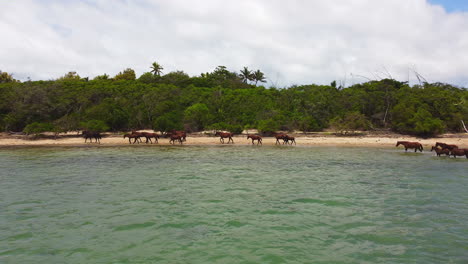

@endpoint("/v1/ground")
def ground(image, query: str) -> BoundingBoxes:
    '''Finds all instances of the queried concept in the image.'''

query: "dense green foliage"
[0,67,466,137]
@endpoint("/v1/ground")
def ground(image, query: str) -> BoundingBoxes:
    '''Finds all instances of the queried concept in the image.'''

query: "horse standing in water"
[435,142,458,151]
[430,146,450,157]
[215,131,234,144]
[450,148,468,158]
[396,141,423,152]
[82,131,101,144]
[247,134,262,145]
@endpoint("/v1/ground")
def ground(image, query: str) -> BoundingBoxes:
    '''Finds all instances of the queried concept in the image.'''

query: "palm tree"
[150,62,163,76]
[252,70,266,85]
[239,67,252,83]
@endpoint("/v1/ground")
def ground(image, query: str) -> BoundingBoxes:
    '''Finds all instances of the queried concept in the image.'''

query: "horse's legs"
[229,137,233,143]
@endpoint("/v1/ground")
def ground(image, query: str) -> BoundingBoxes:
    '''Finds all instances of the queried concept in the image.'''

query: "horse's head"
[435,142,443,147]
[215,131,220,136]
[396,141,401,147]
[431,146,436,151]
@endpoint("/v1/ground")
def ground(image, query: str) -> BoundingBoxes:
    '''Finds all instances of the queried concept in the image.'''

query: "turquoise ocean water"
[1,145,467,263]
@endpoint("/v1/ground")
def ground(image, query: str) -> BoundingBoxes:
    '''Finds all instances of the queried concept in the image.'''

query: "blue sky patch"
[428,0,468,12]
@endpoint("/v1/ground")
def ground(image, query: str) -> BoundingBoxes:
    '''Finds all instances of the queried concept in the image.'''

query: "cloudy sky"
[1,0,468,87]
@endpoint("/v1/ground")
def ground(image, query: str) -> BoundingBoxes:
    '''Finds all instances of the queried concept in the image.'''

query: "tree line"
[0,65,467,137]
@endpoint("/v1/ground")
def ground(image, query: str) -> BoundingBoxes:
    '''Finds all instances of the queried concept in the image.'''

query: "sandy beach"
[1,132,467,148]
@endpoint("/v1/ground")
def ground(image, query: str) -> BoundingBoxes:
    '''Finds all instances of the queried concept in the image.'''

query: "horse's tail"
[419,144,423,151]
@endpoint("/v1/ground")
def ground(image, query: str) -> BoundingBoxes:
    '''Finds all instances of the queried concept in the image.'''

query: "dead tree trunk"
[462,120,468,133]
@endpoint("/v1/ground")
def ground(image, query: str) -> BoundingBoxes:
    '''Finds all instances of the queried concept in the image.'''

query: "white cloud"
[1,0,468,87]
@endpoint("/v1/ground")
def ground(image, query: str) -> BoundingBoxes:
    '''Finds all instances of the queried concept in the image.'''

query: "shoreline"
[1,133,467,148]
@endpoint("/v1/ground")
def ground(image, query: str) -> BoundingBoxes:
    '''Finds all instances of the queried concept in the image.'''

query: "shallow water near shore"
[1,146,467,263]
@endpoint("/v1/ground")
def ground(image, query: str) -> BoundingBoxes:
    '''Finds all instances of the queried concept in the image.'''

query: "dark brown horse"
[247,134,262,145]
[124,133,140,144]
[130,131,145,143]
[435,142,458,151]
[169,134,183,144]
[274,133,287,145]
[430,146,450,157]
[284,135,296,145]
[450,148,468,158]
[82,131,101,143]
[215,131,234,144]
[141,132,160,144]
[169,130,186,142]
[396,141,423,152]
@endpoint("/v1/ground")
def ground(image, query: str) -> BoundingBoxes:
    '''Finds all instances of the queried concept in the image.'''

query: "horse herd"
[396,141,468,158]
[82,131,466,158]
[82,131,296,145]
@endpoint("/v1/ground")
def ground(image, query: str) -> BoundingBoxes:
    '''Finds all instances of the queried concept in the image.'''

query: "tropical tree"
[0,71,17,83]
[58,71,81,80]
[114,68,136,80]
[150,62,163,76]
[184,103,212,131]
[239,67,252,83]
[93,74,109,80]
[252,70,266,85]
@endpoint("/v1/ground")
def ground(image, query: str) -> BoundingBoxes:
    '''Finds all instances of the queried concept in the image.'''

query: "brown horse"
[247,134,262,145]
[169,130,186,142]
[82,131,101,144]
[284,135,296,145]
[124,133,140,144]
[396,141,423,152]
[430,146,450,157]
[215,131,234,144]
[169,134,183,144]
[450,148,468,158]
[274,133,287,145]
[435,142,458,151]
[141,132,160,144]
[130,131,145,143]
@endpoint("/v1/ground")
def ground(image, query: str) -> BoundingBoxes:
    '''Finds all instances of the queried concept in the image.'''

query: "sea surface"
[1,145,467,263]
